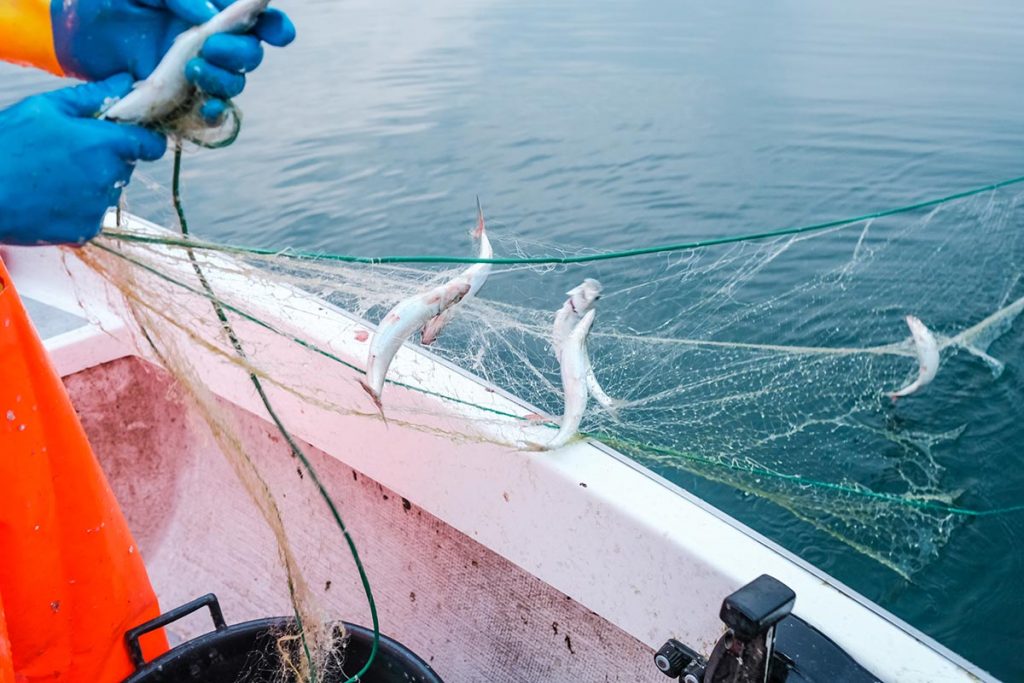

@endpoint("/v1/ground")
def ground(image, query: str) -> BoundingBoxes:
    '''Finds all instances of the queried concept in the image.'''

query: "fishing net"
[77,235,345,682]
[70,170,1024,679]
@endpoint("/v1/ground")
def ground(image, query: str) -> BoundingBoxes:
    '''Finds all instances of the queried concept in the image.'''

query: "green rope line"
[102,173,1024,266]
[170,146,379,683]
[173,146,322,679]
[93,240,1023,520]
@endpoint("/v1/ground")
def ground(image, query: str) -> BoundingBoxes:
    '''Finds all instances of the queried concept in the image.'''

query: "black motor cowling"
[654,575,881,683]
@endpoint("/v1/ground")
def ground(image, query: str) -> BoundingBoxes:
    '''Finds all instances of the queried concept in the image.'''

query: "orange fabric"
[0,0,63,75]
[0,257,167,682]
[0,593,14,683]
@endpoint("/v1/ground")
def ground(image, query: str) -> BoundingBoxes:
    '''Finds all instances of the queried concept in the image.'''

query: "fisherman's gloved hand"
[0,76,166,246]
[52,0,296,122]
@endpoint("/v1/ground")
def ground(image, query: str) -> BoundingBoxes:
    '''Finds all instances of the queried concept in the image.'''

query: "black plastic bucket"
[122,594,443,683]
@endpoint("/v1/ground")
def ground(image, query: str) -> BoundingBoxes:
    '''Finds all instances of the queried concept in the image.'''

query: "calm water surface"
[3,1,1023,678]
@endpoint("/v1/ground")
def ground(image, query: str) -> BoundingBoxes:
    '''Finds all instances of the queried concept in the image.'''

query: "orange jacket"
[0,0,64,75]
[0,257,167,682]
[1,12,168,680]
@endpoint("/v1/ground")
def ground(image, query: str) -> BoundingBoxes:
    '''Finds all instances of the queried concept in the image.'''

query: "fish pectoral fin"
[420,315,443,346]
[420,309,456,346]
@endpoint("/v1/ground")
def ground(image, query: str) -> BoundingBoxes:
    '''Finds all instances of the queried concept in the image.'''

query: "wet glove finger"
[252,9,296,47]
[201,33,264,72]
[199,98,229,124]
[185,58,246,98]
[50,74,136,117]
[95,121,168,162]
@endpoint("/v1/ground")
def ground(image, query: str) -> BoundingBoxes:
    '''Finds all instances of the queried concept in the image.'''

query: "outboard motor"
[654,575,881,683]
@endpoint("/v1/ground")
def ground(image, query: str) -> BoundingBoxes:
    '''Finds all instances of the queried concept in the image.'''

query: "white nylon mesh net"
[83,179,1023,589]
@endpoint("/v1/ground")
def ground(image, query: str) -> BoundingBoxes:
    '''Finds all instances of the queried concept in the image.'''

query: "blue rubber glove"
[51,0,296,122]
[0,76,167,246]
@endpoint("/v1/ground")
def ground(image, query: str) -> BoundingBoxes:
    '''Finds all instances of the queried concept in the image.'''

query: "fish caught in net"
[81,179,1024,596]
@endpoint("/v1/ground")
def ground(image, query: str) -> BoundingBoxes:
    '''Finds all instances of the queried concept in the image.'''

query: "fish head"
[566,278,603,313]
[905,315,933,346]
[206,0,272,35]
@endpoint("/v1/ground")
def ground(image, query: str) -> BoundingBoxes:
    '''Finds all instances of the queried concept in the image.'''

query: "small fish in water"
[421,196,493,345]
[528,309,596,450]
[361,280,472,417]
[101,0,271,124]
[889,315,940,400]
[552,278,620,415]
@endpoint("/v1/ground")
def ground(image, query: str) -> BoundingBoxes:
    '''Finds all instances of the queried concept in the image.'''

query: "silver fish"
[102,0,270,123]
[361,280,472,416]
[889,315,940,399]
[552,278,602,360]
[421,196,493,345]
[530,308,596,450]
[552,278,619,414]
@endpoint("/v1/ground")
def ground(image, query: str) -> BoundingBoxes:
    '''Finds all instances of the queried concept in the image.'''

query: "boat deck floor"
[59,354,664,682]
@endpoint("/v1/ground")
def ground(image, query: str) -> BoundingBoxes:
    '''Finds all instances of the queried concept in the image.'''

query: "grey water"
[3,0,1024,678]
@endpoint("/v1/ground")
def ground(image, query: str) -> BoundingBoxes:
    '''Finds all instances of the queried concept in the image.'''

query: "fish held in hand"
[889,315,940,400]
[101,0,271,124]
[361,280,472,416]
[421,196,493,345]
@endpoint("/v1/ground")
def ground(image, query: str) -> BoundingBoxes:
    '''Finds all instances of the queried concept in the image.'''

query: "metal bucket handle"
[125,593,228,669]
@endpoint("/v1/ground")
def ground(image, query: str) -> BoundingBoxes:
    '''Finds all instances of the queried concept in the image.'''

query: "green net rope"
[103,174,1024,266]
[93,239,1024,520]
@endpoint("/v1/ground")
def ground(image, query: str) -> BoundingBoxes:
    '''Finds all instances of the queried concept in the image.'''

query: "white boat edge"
[0,210,998,682]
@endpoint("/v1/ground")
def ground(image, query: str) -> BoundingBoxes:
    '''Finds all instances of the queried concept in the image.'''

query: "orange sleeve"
[0,0,63,75]
[0,257,167,682]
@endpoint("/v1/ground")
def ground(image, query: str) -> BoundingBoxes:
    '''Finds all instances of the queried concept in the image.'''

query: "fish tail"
[889,379,920,400]
[473,195,486,239]
[359,379,388,425]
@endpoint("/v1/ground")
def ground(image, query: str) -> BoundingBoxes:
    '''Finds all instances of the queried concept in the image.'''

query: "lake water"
[3,0,1023,679]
